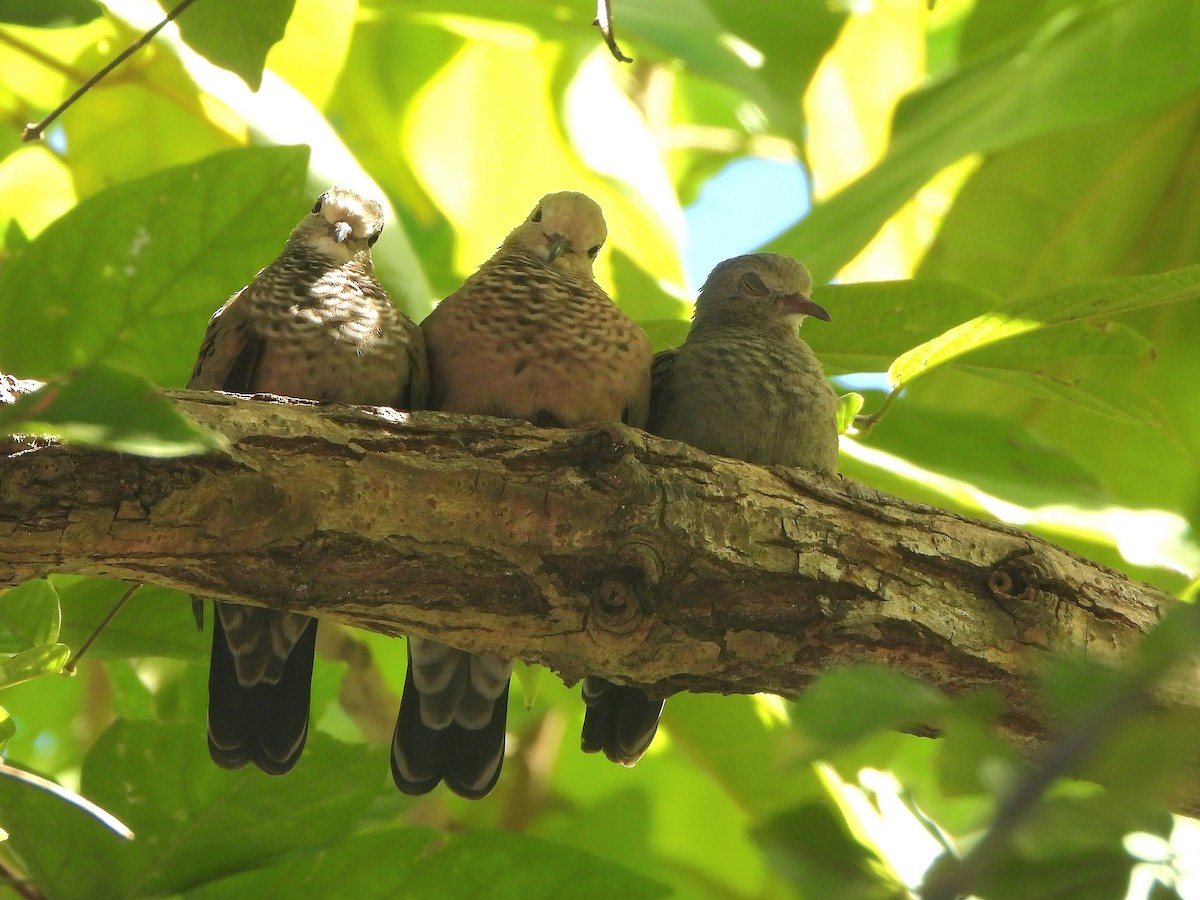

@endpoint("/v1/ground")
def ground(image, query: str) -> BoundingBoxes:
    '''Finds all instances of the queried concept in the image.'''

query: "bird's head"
[694,253,828,331]
[501,191,608,279]
[297,187,385,264]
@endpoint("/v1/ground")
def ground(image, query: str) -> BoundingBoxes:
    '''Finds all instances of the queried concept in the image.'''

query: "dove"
[391,191,652,798]
[647,252,838,472]
[581,253,840,766]
[189,186,427,773]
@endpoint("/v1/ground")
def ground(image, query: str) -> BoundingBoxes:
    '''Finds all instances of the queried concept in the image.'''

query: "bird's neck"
[688,315,799,342]
[290,238,373,276]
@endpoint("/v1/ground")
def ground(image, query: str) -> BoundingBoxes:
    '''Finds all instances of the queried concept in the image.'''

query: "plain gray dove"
[647,252,838,473]
[582,254,837,768]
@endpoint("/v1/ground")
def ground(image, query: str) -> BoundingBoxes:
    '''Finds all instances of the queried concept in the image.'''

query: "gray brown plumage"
[189,186,427,774]
[582,253,839,767]
[648,252,838,472]
[391,191,652,798]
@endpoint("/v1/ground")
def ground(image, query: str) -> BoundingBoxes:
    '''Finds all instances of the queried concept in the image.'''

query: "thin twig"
[0,29,92,82]
[921,602,1200,900]
[852,387,900,436]
[593,0,632,63]
[22,0,202,142]
[0,854,44,900]
[63,582,139,674]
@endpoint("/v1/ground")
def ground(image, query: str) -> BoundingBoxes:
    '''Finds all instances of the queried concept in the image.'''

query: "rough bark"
[1,383,1193,797]
[1,384,1180,686]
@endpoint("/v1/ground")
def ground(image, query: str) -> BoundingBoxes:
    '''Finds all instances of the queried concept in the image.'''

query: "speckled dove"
[189,187,427,773]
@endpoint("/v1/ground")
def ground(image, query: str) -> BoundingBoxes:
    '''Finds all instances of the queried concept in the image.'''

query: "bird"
[391,190,653,799]
[582,254,839,767]
[188,186,427,774]
[646,252,838,474]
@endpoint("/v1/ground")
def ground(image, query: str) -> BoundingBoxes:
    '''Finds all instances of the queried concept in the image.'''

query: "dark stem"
[921,601,1200,899]
[593,0,633,63]
[0,854,44,900]
[22,0,202,143]
[63,582,138,673]
[853,386,900,435]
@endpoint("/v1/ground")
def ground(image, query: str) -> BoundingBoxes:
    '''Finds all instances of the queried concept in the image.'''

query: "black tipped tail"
[581,677,664,766]
[390,653,509,800]
[206,614,317,775]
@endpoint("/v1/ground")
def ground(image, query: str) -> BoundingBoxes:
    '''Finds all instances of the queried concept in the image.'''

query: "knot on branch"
[587,539,663,642]
[576,423,650,495]
[988,551,1043,604]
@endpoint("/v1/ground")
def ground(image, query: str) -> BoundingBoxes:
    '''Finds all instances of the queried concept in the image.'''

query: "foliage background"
[1,0,1199,897]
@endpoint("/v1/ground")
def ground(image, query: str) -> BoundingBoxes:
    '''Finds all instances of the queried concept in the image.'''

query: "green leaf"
[1148,882,1184,900]
[917,98,1200,297]
[1073,705,1200,802]
[667,693,818,817]
[862,408,1108,509]
[190,826,672,900]
[609,247,690,327]
[752,804,908,900]
[1011,789,1171,861]
[368,0,843,145]
[958,0,1079,61]
[924,846,1136,900]
[935,693,1022,798]
[0,707,13,750]
[4,217,28,252]
[641,318,691,353]
[806,279,1009,377]
[837,392,864,435]
[0,363,226,456]
[1039,657,1125,725]
[0,0,100,26]
[0,643,71,688]
[54,577,205,662]
[788,666,948,760]
[538,682,778,895]
[773,0,1200,281]
[619,0,844,142]
[0,578,61,651]
[0,144,311,387]
[165,0,296,90]
[0,720,384,898]
[0,761,132,839]
[0,665,85,774]
[887,266,1198,393]
[103,659,158,721]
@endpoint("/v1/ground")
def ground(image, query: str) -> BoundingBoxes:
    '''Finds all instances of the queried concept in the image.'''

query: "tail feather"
[206,608,317,775]
[581,677,664,766]
[391,640,511,800]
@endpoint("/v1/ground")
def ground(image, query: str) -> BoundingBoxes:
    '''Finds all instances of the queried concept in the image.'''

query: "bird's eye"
[587,244,602,259]
[311,194,326,214]
[367,229,382,247]
[740,271,768,295]
[531,206,543,223]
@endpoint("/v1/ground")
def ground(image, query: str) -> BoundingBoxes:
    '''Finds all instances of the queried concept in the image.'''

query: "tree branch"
[1,383,1193,802]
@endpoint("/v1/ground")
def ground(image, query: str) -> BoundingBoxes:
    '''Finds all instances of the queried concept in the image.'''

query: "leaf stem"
[22,0,202,142]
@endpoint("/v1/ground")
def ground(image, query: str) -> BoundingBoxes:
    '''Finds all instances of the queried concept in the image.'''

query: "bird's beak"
[544,234,570,263]
[783,293,831,321]
[333,221,353,243]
